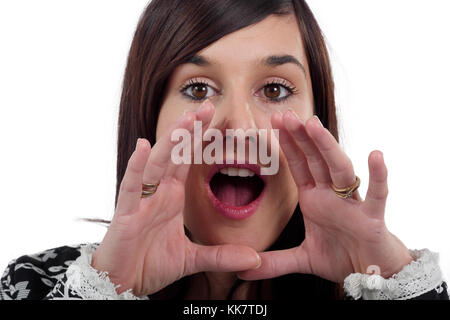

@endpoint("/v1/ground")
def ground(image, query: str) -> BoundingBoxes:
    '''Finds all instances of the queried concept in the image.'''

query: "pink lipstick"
[206,162,266,220]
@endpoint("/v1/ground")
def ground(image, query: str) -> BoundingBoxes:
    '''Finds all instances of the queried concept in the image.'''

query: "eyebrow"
[186,54,306,77]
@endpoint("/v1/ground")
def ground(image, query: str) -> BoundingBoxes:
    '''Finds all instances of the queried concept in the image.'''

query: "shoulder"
[1,243,99,300]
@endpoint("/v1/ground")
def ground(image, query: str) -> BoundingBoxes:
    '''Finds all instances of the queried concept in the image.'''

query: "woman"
[1,0,447,300]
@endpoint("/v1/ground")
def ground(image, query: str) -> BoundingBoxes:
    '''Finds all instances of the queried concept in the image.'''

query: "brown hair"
[113,0,340,299]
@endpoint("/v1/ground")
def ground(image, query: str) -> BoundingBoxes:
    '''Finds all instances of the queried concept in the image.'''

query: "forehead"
[197,13,305,68]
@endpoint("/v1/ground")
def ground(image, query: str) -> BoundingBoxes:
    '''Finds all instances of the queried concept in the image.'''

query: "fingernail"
[313,115,323,127]
[287,108,303,123]
[135,138,141,151]
[273,110,283,120]
[253,254,262,269]
[196,99,210,114]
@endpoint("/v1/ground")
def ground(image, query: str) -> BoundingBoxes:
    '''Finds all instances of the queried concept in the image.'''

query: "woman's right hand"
[91,99,261,297]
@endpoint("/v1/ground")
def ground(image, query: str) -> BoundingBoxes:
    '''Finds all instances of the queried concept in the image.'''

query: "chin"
[185,202,282,252]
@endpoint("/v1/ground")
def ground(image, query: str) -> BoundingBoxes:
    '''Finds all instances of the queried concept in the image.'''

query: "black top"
[1,244,448,300]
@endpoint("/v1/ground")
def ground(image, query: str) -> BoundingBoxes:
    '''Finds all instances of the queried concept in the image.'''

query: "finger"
[271,112,314,189]
[352,189,363,202]
[142,112,196,186]
[115,138,151,216]
[171,99,215,183]
[185,242,261,275]
[283,110,331,186]
[304,115,356,190]
[363,150,388,218]
[236,246,311,281]
[142,99,212,187]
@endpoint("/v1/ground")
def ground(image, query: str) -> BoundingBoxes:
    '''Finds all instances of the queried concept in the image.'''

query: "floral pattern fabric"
[1,243,448,300]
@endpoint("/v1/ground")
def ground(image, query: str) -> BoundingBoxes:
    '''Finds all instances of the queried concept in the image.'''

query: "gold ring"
[331,176,360,199]
[141,181,160,198]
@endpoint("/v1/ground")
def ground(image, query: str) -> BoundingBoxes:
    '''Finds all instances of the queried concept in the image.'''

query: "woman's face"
[156,13,314,251]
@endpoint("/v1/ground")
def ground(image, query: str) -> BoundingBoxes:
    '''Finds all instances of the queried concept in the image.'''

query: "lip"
[205,161,267,220]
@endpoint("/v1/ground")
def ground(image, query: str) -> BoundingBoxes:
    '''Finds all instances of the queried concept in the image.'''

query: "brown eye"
[259,81,296,102]
[264,84,281,99]
[191,84,208,99]
[180,80,215,101]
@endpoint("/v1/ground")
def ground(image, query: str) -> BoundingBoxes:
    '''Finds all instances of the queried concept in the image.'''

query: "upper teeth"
[220,168,255,177]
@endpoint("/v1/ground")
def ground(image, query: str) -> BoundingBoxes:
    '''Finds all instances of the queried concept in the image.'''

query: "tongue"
[211,174,260,207]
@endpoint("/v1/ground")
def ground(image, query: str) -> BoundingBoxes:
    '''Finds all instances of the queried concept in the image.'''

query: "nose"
[208,88,264,164]
[210,90,258,132]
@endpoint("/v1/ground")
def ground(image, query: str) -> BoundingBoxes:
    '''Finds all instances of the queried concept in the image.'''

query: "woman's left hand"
[237,110,413,284]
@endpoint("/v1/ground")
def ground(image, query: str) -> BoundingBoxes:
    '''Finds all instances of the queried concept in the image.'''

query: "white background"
[1,1,449,285]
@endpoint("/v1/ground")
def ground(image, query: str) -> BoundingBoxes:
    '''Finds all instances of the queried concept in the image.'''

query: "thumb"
[236,246,311,281]
[185,242,261,275]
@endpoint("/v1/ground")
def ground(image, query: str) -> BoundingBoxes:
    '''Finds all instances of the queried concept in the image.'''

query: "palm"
[238,111,412,283]
[127,182,189,295]
[92,100,261,297]
[298,187,383,282]
[93,180,187,296]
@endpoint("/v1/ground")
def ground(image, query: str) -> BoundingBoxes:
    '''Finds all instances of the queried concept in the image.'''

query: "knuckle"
[127,162,142,175]
[367,186,388,200]
[383,186,389,198]
[333,160,353,176]
[184,245,196,275]
[268,253,277,274]
[215,246,225,269]
[120,184,140,195]
[372,167,388,183]
[126,152,137,167]
[145,162,165,179]
[308,155,325,167]
[124,160,143,178]
[286,154,306,169]
[119,179,140,194]
[167,175,185,188]
[318,136,334,153]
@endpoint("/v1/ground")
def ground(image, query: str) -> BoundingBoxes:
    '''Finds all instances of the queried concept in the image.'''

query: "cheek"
[155,100,187,140]
[155,113,167,141]
[274,150,299,212]
[183,166,208,231]
[260,155,298,246]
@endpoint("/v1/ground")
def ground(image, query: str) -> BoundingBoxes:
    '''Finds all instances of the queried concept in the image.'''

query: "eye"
[179,78,299,103]
[257,79,299,103]
[179,78,217,101]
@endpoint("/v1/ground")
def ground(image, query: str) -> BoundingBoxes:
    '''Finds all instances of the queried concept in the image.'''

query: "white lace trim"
[64,244,148,300]
[343,249,444,300]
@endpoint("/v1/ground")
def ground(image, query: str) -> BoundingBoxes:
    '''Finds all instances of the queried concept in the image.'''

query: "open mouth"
[206,164,266,220]
[210,167,264,206]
